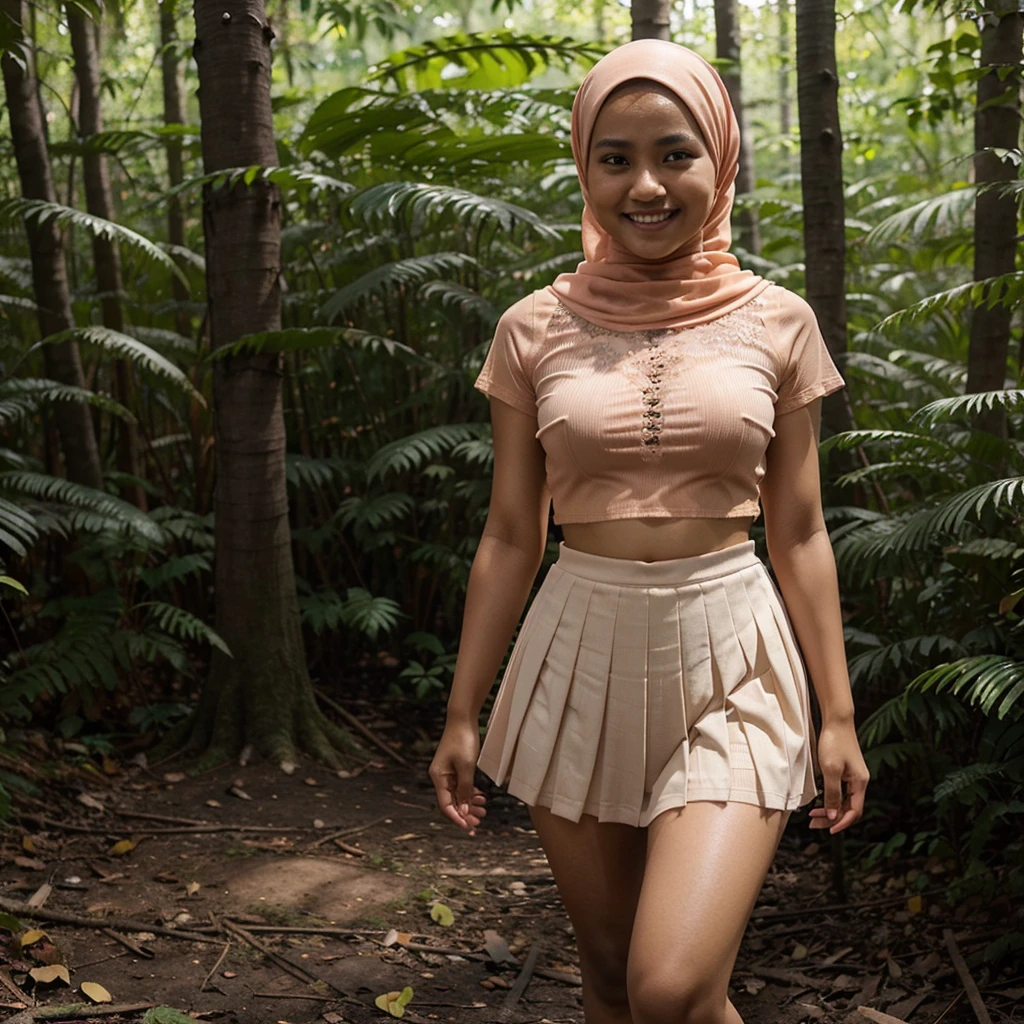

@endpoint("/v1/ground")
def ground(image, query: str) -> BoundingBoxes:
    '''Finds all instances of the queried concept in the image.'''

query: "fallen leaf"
[13,857,45,871]
[228,785,251,801]
[78,793,105,811]
[186,882,201,897]
[20,929,48,948]
[304,777,319,786]
[791,943,808,960]
[222,970,237,979]
[744,978,767,995]
[430,902,455,927]
[0,911,23,932]
[108,839,137,856]
[162,772,186,784]
[26,883,52,909]
[856,1007,912,1024]
[375,986,414,1018]
[906,894,922,914]
[394,833,419,841]
[796,1002,826,1019]
[313,818,325,829]
[80,980,113,1003]
[887,957,903,980]
[29,965,70,986]
[205,800,221,808]
[102,754,119,775]
[483,929,517,964]
[22,836,36,854]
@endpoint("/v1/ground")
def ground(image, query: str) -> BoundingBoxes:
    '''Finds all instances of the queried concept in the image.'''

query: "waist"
[554,538,761,587]
[560,516,754,563]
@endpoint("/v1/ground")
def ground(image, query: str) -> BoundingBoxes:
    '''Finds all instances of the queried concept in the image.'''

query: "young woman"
[429,39,869,1024]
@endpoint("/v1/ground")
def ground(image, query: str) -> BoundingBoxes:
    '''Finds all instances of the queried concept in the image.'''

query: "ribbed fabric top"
[473,283,845,525]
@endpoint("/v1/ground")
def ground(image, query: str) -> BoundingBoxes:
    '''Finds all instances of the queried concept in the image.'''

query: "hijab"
[546,38,771,331]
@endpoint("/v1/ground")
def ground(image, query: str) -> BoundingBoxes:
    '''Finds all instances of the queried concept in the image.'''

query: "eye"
[667,150,696,161]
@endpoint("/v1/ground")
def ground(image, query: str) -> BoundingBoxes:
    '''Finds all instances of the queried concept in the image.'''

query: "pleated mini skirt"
[477,540,820,827]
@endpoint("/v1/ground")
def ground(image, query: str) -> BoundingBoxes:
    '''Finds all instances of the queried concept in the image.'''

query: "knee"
[627,970,725,1024]
[580,943,630,1010]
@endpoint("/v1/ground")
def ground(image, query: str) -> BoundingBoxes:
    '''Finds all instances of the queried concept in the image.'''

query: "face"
[585,81,718,260]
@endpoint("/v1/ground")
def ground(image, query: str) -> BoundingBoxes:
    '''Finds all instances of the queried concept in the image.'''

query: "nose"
[629,164,667,201]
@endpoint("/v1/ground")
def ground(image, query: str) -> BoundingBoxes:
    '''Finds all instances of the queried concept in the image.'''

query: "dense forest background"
[0,0,1022,972]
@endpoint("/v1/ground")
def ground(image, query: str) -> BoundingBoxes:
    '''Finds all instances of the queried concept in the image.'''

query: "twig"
[201,940,231,992]
[239,924,431,938]
[745,965,824,990]
[313,685,409,767]
[503,941,541,1009]
[943,928,992,1024]
[101,927,154,958]
[13,810,352,836]
[334,838,367,856]
[0,966,29,1002]
[0,896,223,945]
[306,813,392,849]
[26,882,52,909]
[115,809,213,826]
[535,967,582,987]
[932,992,964,1024]
[253,992,336,1001]
[857,1008,912,1024]
[4,1003,156,1023]
[750,887,951,921]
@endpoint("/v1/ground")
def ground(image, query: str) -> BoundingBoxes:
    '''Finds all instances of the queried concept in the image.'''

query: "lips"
[624,210,678,223]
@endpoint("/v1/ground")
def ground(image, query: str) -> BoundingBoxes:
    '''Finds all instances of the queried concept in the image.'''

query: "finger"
[829,806,860,834]
[455,766,477,820]
[440,803,469,829]
[823,771,844,823]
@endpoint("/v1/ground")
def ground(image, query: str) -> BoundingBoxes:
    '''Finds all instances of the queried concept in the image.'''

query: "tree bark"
[631,0,671,41]
[779,0,792,138]
[795,0,855,438]
[66,5,147,511]
[166,0,359,769]
[0,0,103,489]
[714,0,761,255]
[967,0,1022,439]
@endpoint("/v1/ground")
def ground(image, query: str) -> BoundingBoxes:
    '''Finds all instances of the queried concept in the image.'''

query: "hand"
[429,721,488,836]
[809,719,870,835]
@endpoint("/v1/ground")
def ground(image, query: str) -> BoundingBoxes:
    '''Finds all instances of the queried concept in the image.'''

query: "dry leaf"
[304,777,319,786]
[791,943,808,960]
[222,971,237,979]
[22,836,36,854]
[80,981,112,1003]
[856,1007,912,1024]
[313,818,325,829]
[383,929,399,947]
[394,833,418,841]
[375,986,414,1018]
[14,857,45,871]
[483,929,516,964]
[27,883,53,909]
[906,894,922,914]
[101,754,119,775]
[429,902,454,927]
[205,799,221,808]
[29,965,70,986]
[77,793,105,811]
[186,881,201,896]
[744,978,767,995]
[162,772,185,784]
[228,785,251,801]
[20,929,49,948]
[108,839,137,856]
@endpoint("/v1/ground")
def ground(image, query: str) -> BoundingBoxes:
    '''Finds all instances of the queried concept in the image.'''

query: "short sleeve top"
[473,283,845,525]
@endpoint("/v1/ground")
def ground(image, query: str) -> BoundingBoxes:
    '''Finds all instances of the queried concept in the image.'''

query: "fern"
[366,423,489,481]
[137,554,211,590]
[141,602,232,657]
[298,586,403,639]
[208,325,423,363]
[864,186,977,247]
[0,378,134,426]
[0,198,188,287]
[848,635,966,687]
[0,496,40,557]
[913,389,1024,427]
[36,328,204,403]
[908,656,1024,720]
[873,273,1024,334]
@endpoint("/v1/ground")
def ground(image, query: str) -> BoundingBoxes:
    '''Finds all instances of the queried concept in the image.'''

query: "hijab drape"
[546,39,771,331]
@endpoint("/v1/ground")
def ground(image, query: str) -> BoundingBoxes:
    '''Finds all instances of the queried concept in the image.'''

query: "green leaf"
[0,575,28,596]
[142,1008,198,1024]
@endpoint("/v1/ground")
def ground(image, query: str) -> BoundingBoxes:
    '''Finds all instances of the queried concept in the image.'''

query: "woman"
[429,38,869,1024]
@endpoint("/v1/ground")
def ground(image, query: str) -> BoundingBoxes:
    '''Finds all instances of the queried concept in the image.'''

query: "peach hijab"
[546,39,771,331]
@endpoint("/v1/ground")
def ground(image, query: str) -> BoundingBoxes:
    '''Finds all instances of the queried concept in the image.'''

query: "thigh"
[628,802,789,1007]
[529,805,646,996]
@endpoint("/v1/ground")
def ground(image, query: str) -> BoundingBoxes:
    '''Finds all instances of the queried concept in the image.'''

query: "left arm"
[760,397,869,834]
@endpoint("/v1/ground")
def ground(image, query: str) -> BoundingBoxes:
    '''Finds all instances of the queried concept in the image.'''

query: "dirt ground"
[1,695,1021,1024]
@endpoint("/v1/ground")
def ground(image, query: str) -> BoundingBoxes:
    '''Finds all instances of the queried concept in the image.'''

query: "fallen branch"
[313,685,409,767]
[306,813,392,850]
[13,810,354,837]
[503,941,541,1009]
[4,1002,156,1024]
[0,966,29,1003]
[535,967,582,987]
[253,992,336,1001]
[0,897,223,945]
[943,928,993,1024]
[115,810,213,826]
[744,966,825,990]
[750,887,950,922]
[101,927,154,959]
[857,1008,912,1024]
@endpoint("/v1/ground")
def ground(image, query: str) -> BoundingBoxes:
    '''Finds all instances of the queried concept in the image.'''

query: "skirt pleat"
[477,540,820,827]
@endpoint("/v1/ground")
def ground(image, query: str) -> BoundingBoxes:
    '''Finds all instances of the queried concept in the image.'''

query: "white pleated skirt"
[477,540,820,827]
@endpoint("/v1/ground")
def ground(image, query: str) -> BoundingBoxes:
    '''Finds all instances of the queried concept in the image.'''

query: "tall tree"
[632,0,671,40]
[795,0,854,438]
[778,0,792,138]
[967,0,1022,439]
[66,4,146,510]
[168,0,358,768]
[714,0,761,255]
[0,0,103,489]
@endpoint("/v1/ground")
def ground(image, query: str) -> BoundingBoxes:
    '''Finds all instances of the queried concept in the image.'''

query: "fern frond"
[908,656,1024,719]
[933,762,1007,802]
[208,326,423,363]
[0,378,135,426]
[913,390,1024,427]
[848,635,966,687]
[873,273,1024,334]
[137,554,212,590]
[0,472,165,545]
[141,602,231,656]
[36,328,203,404]
[0,496,40,557]
[0,199,188,287]
[865,186,976,247]
[338,493,415,532]
[366,424,489,482]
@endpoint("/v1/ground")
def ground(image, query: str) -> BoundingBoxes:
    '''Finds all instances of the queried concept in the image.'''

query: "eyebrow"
[592,132,701,150]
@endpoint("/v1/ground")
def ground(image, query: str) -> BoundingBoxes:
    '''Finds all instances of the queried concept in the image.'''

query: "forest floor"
[0,693,1021,1024]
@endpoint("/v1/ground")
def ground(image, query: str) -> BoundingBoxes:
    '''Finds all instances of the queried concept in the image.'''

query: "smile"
[624,210,679,228]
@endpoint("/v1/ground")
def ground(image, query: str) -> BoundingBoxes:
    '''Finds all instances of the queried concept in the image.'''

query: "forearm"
[766,526,854,725]
[445,533,544,726]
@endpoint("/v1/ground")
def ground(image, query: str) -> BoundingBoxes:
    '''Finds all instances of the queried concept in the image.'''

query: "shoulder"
[758,283,818,325]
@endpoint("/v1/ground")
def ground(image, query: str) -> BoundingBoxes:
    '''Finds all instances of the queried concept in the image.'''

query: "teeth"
[628,211,674,224]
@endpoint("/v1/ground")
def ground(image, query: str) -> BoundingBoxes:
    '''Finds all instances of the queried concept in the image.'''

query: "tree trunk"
[714,0,761,255]
[779,0,792,138]
[0,0,103,490]
[631,0,671,40]
[165,0,360,769]
[795,0,855,438]
[967,0,1022,439]
[66,5,147,511]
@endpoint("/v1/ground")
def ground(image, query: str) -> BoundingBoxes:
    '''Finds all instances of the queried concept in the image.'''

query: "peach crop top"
[473,283,845,525]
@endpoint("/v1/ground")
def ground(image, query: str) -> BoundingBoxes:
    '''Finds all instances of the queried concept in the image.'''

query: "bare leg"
[529,804,647,1024]
[627,801,790,1024]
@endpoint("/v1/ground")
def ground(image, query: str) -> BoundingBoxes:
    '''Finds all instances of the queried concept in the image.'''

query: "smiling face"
[585,80,718,261]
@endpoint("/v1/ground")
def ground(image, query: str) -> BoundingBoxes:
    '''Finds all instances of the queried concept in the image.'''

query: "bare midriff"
[560,516,756,563]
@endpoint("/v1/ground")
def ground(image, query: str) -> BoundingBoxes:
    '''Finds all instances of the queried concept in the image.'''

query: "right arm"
[429,395,550,833]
